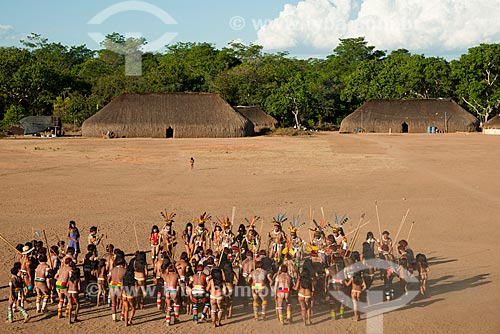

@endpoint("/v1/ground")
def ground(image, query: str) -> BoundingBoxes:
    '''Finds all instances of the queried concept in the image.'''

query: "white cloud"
[0,25,14,35]
[256,0,500,55]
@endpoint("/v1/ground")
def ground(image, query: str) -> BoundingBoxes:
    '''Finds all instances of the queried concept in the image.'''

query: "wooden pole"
[133,224,140,251]
[0,233,21,254]
[345,220,371,237]
[348,214,365,251]
[394,209,410,243]
[43,230,54,268]
[375,201,382,240]
[407,221,415,243]
[231,206,236,228]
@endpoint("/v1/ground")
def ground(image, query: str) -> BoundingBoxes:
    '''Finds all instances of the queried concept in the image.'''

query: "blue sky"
[2,0,500,59]
[0,1,296,51]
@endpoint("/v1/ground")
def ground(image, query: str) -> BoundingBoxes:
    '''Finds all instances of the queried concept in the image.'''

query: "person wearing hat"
[20,245,34,298]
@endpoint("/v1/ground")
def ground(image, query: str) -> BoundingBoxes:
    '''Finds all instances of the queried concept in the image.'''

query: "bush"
[268,127,313,136]
[1,105,26,129]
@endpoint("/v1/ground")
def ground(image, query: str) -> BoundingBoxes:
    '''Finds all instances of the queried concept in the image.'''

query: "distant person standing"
[190,157,195,170]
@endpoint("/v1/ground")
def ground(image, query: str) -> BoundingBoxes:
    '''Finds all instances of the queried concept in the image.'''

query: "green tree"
[451,43,500,124]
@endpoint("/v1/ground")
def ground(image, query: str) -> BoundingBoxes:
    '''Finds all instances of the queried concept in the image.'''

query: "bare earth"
[1,132,499,334]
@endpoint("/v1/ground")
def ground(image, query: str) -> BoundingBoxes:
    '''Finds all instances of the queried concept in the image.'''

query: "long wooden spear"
[407,221,415,243]
[375,201,382,239]
[394,209,410,243]
[0,233,21,254]
[133,223,140,251]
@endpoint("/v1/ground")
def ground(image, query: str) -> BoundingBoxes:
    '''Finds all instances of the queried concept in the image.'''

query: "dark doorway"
[401,122,409,133]
[166,127,174,138]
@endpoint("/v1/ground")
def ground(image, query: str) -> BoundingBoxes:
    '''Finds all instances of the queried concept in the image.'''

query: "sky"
[2,0,500,60]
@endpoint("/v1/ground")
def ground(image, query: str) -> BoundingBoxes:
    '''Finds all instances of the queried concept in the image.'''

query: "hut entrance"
[401,122,409,133]
[166,127,174,138]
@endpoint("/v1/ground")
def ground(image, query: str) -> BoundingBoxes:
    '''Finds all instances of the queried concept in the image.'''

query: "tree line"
[1,33,499,130]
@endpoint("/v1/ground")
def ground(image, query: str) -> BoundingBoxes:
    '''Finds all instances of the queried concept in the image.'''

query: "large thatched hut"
[82,93,254,138]
[340,99,479,133]
[234,106,278,134]
[482,115,500,135]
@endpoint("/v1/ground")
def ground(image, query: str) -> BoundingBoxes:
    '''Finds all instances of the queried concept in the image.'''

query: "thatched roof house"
[482,115,500,135]
[340,99,479,133]
[82,93,254,138]
[234,106,278,133]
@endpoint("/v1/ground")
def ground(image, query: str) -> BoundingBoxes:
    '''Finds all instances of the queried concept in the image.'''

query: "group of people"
[5,212,430,328]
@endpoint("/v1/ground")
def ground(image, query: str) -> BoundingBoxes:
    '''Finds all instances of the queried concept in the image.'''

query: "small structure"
[82,92,254,138]
[340,99,479,133]
[482,115,500,135]
[19,116,61,136]
[234,106,278,134]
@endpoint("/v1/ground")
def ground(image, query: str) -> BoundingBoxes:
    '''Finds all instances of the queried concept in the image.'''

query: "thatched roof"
[82,93,254,138]
[482,115,500,129]
[234,106,278,133]
[340,99,479,133]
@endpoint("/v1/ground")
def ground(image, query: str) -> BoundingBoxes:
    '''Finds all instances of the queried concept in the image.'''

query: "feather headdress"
[310,218,328,233]
[196,212,211,225]
[245,216,260,228]
[332,212,348,232]
[288,214,306,233]
[272,212,287,226]
[160,210,176,225]
[217,216,232,229]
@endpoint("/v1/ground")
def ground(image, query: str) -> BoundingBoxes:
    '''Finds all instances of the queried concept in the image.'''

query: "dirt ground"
[0,132,499,334]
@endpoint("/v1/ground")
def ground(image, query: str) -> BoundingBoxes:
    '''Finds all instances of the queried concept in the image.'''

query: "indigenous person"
[245,216,261,254]
[108,255,126,321]
[34,254,51,313]
[83,244,98,300]
[221,259,238,318]
[96,258,108,306]
[67,267,81,324]
[325,254,346,320]
[275,264,293,325]
[248,260,272,321]
[175,251,191,311]
[161,213,177,258]
[310,230,327,265]
[220,218,235,252]
[149,225,161,264]
[20,245,34,299]
[189,264,209,322]
[133,251,147,309]
[162,264,180,326]
[181,223,194,258]
[121,268,137,326]
[267,215,287,264]
[345,272,366,321]
[294,267,314,325]
[378,231,392,254]
[193,213,211,250]
[207,266,225,327]
[211,224,223,252]
[366,232,377,253]
[8,266,30,323]
[154,253,170,310]
[67,221,81,262]
[55,257,73,319]
[397,257,410,295]
[416,254,430,296]
[87,226,102,256]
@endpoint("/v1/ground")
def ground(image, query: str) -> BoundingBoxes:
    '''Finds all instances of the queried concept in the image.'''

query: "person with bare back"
[161,264,180,326]
[175,251,191,311]
[416,254,430,296]
[267,216,287,264]
[274,264,293,325]
[189,264,209,323]
[248,260,272,321]
[108,255,126,322]
[55,257,73,319]
[294,267,314,325]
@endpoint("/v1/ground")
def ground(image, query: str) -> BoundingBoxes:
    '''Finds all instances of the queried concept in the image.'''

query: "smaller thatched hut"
[82,93,254,138]
[340,99,479,133]
[234,106,278,134]
[482,115,500,135]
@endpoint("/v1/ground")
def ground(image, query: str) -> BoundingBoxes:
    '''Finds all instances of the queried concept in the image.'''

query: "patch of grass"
[267,127,313,137]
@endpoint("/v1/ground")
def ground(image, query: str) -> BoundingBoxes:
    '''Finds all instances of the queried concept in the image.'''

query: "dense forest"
[1,33,499,130]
